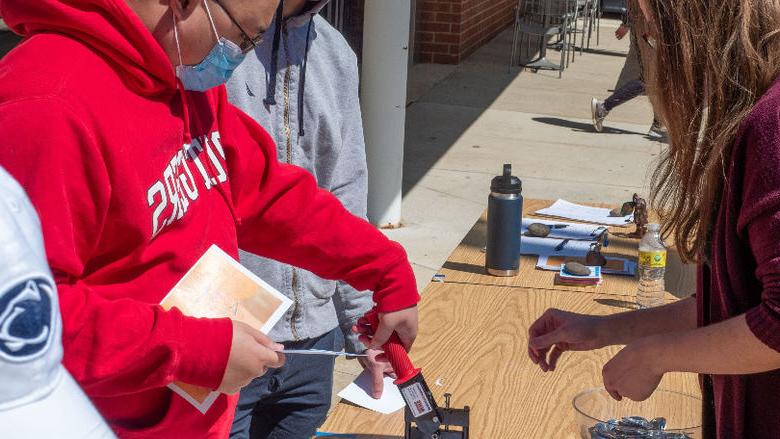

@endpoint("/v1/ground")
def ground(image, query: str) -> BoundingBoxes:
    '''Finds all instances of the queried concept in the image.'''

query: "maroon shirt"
[700,78,780,438]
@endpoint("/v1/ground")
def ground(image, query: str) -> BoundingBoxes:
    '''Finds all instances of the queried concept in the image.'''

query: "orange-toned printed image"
[161,245,292,413]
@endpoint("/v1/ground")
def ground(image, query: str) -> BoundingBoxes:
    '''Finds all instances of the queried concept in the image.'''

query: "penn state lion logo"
[0,277,53,361]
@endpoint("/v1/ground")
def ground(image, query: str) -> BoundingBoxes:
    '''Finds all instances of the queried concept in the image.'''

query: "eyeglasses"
[213,0,265,54]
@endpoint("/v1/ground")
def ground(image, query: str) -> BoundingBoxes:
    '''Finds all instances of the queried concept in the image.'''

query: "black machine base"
[404,394,469,439]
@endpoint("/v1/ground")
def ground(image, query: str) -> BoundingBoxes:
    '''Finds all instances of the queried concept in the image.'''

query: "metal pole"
[361,0,411,228]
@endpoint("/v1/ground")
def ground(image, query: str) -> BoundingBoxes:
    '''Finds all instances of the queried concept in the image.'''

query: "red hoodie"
[0,0,419,437]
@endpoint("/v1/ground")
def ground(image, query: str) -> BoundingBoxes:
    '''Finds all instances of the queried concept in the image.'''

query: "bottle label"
[639,250,667,268]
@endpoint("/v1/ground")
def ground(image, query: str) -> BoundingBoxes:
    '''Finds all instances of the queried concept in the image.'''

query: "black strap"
[298,17,314,137]
[264,0,285,106]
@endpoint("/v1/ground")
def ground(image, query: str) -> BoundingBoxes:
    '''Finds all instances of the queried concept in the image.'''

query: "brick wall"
[416,0,516,64]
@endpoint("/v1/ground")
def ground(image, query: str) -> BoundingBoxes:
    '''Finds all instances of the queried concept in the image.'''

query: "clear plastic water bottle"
[637,223,667,308]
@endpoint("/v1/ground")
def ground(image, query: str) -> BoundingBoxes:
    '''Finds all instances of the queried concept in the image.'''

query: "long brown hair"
[638,0,780,263]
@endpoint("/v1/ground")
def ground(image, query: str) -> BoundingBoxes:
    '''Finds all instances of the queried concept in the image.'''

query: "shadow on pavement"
[532,116,646,136]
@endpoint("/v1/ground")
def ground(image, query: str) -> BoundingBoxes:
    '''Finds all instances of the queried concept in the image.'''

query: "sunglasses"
[213,0,265,54]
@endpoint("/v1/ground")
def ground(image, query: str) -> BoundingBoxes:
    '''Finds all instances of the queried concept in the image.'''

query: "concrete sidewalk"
[332,18,663,400]
[392,18,658,292]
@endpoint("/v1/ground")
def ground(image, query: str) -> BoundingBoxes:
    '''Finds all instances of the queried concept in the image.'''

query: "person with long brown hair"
[528,1,780,437]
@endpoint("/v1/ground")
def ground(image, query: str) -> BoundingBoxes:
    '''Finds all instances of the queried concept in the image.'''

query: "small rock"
[610,202,636,217]
[585,250,607,267]
[526,223,551,237]
[563,261,591,276]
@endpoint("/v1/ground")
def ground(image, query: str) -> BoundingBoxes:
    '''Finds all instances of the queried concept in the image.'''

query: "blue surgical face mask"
[173,2,247,91]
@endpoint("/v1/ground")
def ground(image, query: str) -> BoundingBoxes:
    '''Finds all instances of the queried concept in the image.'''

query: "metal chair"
[510,0,577,78]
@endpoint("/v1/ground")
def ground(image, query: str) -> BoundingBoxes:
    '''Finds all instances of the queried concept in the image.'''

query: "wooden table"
[320,200,700,438]
[439,199,696,300]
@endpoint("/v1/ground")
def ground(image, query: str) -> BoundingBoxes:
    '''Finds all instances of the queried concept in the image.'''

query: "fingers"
[242,324,286,370]
[352,323,371,336]
[547,345,565,372]
[396,329,416,353]
[602,359,622,401]
[369,321,393,350]
[267,351,286,369]
[606,386,622,401]
[370,366,384,399]
[243,322,284,351]
[529,329,563,352]
[249,342,285,371]
[358,334,372,347]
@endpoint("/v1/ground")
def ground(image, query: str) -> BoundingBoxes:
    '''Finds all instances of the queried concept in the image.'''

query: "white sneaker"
[648,120,668,141]
[591,97,608,132]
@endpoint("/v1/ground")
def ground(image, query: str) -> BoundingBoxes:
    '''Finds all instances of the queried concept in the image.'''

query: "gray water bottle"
[486,164,523,276]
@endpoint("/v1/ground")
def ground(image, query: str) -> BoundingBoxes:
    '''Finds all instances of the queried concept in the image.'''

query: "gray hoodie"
[226,1,372,352]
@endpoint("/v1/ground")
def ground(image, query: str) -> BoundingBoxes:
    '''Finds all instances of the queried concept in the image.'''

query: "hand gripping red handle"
[360,308,421,385]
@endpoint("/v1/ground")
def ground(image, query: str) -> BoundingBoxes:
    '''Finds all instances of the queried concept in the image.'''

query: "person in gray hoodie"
[226,1,392,437]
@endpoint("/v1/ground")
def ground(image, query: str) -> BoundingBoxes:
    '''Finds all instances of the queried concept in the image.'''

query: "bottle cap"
[647,223,661,232]
[490,164,522,195]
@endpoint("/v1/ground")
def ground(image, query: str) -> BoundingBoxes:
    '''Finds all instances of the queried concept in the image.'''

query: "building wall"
[415,0,516,64]
[330,1,515,66]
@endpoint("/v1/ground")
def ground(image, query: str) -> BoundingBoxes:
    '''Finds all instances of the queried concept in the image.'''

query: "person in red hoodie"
[0,0,420,437]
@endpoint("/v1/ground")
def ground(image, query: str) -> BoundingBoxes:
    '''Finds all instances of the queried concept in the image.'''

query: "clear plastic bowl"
[573,388,702,438]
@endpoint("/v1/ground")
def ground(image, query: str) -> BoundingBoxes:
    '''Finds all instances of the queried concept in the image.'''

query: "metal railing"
[322,0,346,32]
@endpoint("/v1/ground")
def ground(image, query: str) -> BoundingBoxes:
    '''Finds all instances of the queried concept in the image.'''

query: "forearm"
[58,283,233,395]
[648,313,780,375]
[599,296,696,346]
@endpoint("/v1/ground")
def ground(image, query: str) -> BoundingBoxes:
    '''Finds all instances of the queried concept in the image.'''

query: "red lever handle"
[360,309,421,385]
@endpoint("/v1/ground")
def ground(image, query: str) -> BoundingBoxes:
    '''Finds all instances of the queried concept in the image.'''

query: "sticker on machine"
[400,382,433,418]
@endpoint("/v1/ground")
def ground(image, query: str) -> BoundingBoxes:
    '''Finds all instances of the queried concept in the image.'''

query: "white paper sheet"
[337,371,405,415]
[162,245,292,414]
[521,218,608,240]
[520,236,595,257]
[535,199,633,226]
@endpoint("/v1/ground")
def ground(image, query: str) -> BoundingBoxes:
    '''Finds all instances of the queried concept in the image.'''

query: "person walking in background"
[532,1,780,437]
[590,1,664,139]
[225,1,392,437]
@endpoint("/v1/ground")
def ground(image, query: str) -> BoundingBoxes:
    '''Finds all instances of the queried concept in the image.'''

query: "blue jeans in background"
[230,328,344,439]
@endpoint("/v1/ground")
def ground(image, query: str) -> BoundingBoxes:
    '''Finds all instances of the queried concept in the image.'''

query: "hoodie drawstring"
[297,17,313,137]
[264,0,285,106]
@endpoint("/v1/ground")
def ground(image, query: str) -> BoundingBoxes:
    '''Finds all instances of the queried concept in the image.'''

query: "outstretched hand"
[615,24,629,40]
[527,308,607,372]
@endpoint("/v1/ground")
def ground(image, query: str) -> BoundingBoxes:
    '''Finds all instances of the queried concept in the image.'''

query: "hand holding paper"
[160,245,292,413]
[217,321,286,395]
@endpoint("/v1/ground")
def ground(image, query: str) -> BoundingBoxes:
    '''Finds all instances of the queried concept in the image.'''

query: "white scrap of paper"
[337,371,405,415]
[535,199,633,226]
